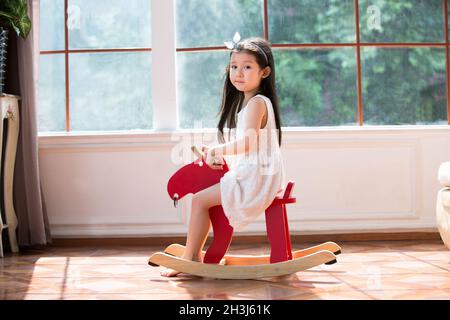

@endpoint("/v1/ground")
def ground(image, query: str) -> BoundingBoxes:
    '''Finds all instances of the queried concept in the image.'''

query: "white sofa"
[437,162,450,249]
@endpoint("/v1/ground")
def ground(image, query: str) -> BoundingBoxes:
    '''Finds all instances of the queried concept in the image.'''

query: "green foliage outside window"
[177,0,447,128]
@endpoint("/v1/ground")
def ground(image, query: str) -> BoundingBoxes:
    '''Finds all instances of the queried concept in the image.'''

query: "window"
[269,0,358,126]
[39,0,152,132]
[39,0,449,132]
[359,0,446,125]
[361,47,446,125]
[176,0,263,129]
[176,0,449,127]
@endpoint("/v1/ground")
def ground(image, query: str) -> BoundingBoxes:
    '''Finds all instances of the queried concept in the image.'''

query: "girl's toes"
[160,268,180,277]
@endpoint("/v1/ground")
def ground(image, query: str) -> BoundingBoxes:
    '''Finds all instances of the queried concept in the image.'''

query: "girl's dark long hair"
[217,37,282,146]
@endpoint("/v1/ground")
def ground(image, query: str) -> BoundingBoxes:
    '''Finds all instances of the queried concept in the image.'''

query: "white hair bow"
[224,32,241,50]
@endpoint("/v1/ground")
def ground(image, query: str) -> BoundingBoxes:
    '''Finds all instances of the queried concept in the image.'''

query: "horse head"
[167,158,229,207]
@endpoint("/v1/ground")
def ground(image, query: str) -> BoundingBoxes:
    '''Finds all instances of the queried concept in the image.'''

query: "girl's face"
[229,51,270,94]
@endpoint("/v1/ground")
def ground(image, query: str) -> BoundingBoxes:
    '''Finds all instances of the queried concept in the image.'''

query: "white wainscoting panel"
[39,127,450,237]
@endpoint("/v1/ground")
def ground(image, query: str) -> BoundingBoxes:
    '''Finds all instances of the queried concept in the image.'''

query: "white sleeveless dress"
[220,94,286,231]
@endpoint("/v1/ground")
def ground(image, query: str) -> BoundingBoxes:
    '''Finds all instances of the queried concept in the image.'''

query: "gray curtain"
[14,0,51,246]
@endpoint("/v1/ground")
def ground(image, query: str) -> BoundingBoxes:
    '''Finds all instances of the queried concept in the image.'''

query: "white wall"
[39,126,450,238]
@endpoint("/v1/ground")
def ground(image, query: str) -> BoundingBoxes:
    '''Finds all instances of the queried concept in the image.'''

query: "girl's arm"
[210,97,267,157]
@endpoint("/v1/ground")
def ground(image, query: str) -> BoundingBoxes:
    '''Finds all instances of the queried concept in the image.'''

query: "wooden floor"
[1,240,450,300]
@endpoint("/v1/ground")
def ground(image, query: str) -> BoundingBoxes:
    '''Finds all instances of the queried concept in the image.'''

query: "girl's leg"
[161,182,222,277]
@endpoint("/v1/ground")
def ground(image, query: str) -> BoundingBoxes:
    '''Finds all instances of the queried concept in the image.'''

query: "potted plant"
[0,0,32,94]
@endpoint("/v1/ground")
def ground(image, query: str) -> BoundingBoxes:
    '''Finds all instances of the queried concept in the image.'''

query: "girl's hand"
[203,145,224,170]
[200,145,210,158]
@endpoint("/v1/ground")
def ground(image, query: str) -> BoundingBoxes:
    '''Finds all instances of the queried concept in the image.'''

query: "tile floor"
[1,240,450,300]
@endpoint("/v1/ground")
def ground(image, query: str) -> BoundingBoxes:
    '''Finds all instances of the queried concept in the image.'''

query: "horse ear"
[192,145,205,160]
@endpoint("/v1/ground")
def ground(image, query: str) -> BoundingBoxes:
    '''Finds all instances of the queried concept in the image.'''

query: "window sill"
[37,125,450,150]
[38,124,450,139]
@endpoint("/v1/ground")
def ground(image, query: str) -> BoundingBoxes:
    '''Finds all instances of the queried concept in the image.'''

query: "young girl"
[161,35,285,277]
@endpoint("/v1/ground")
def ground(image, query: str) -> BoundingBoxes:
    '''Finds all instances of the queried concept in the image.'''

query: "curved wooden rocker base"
[162,242,341,266]
[148,249,337,279]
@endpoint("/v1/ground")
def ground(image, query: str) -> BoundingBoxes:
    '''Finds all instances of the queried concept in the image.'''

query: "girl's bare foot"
[160,267,181,277]
[160,254,202,277]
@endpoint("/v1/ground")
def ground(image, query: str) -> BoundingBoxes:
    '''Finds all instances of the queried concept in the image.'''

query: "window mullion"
[151,0,178,131]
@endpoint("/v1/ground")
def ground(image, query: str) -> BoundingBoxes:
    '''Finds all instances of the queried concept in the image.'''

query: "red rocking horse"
[148,146,341,279]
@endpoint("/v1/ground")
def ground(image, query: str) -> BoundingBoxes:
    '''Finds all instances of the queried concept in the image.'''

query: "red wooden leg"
[203,205,234,264]
[283,205,293,260]
[265,204,292,263]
